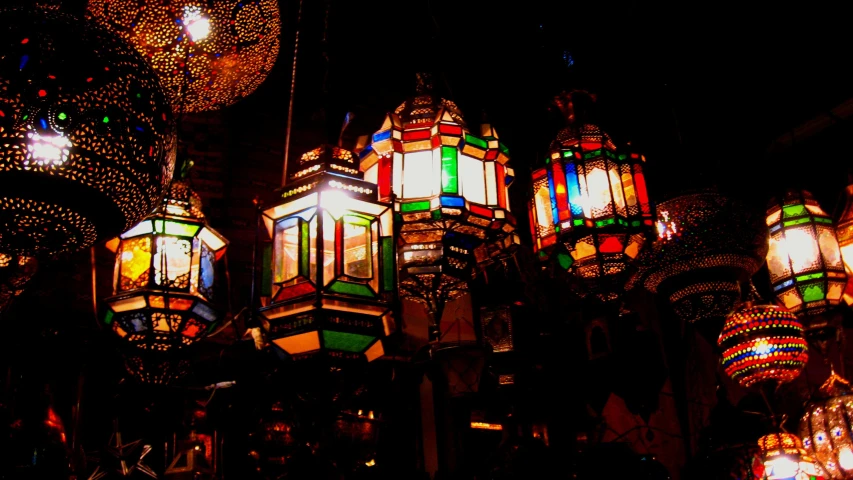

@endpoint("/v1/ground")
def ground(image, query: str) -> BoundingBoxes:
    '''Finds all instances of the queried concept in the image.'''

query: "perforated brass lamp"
[259,145,395,362]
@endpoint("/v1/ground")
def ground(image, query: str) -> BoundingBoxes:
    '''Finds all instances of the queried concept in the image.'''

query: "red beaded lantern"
[718,302,808,388]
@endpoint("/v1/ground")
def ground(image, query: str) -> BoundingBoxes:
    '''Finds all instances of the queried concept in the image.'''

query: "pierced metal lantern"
[0,7,176,256]
[628,191,768,334]
[752,432,825,480]
[0,252,36,314]
[259,145,395,363]
[358,74,518,339]
[836,183,853,305]
[86,0,281,113]
[766,190,847,317]
[528,92,652,299]
[718,302,808,388]
[799,372,853,479]
[103,180,227,383]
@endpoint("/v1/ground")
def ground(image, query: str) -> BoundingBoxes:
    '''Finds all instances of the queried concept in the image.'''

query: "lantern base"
[124,351,191,386]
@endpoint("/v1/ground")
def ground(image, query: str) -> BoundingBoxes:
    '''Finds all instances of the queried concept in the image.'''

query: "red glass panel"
[335,220,343,277]
[542,235,557,248]
[392,139,403,151]
[484,149,498,160]
[275,281,316,302]
[580,142,601,151]
[634,166,651,215]
[551,162,570,221]
[529,204,539,250]
[497,165,507,209]
[378,155,392,201]
[431,135,440,148]
[598,235,624,253]
[470,204,494,218]
[403,129,431,141]
[439,124,463,136]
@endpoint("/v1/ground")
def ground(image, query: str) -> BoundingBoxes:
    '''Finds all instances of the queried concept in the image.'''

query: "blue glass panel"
[440,195,466,207]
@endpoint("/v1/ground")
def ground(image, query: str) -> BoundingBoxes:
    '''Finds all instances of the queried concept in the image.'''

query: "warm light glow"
[754,340,772,355]
[182,6,211,42]
[154,236,192,287]
[764,456,799,479]
[584,167,610,218]
[365,459,376,467]
[783,227,820,273]
[470,422,503,431]
[656,210,677,240]
[26,131,71,166]
[839,446,853,470]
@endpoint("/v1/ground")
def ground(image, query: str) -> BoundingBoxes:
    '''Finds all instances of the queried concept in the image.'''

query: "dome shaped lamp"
[752,432,825,480]
[800,372,853,479]
[0,7,176,256]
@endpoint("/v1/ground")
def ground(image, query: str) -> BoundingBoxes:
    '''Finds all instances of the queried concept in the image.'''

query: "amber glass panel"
[621,172,637,207]
[534,181,553,234]
[154,236,192,289]
[818,227,843,268]
[274,219,300,283]
[608,167,625,214]
[344,215,372,279]
[119,236,152,291]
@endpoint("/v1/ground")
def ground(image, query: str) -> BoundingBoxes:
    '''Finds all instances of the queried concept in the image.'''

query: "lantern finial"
[415,72,434,94]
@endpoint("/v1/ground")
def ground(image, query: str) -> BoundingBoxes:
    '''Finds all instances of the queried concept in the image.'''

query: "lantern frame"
[753,432,825,480]
[259,145,396,363]
[799,372,853,479]
[766,190,847,316]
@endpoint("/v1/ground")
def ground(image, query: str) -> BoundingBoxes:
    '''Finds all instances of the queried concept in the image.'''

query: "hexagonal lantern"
[528,91,652,300]
[358,74,518,339]
[259,145,395,363]
[103,180,228,367]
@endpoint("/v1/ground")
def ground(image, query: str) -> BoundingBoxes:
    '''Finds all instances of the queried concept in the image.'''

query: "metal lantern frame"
[753,432,826,480]
[800,372,853,479]
[766,190,847,317]
[259,145,395,363]
[104,180,228,355]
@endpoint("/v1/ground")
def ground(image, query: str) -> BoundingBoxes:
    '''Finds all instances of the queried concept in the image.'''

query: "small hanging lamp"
[799,372,853,479]
[751,432,825,480]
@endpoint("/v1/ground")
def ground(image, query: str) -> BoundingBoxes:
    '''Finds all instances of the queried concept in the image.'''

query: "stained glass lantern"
[102,179,227,383]
[627,191,768,337]
[0,7,176,256]
[751,432,825,480]
[0,253,36,314]
[766,190,847,318]
[799,372,853,479]
[358,74,518,339]
[717,302,808,388]
[86,0,281,113]
[259,145,395,363]
[528,94,652,300]
[836,183,853,305]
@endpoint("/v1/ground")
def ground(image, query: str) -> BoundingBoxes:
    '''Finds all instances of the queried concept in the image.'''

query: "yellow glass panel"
[766,209,781,226]
[273,331,320,355]
[119,236,152,291]
[344,218,371,279]
[572,238,596,260]
[608,167,625,213]
[110,295,147,312]
[781,289,803,309]
[364,340,385,362]
[534,183,553,231]
[274,220,300,283]
[621,173,636,207]
[827,281,844,301]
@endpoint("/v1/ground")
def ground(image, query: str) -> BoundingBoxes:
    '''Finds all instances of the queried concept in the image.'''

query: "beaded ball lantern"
[528,90,652,300]
[259,145,395,363]
[103,179,228,384]
[627,191,768,338]
[86,0,281,113]
[717,302,808,388]
[766,190,847,318]
[358,73,518,340]
[799,372,853,479]
[0,7,176,256]
[751,432,826,480]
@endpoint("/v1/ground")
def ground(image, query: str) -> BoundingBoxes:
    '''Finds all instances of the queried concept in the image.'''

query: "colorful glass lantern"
[799,372,853,479]
[259,145,395,363]
[766,190,847,317]
[102,179,227,382]
[358,74,518,339]
[0,7,176,256]
[86,0,281,113]
[836,183,853,305]
[527,91,652,299]
[717,302,808,388]
[0,253,36,314]
[628,191,768,334]
[752,433,825,480]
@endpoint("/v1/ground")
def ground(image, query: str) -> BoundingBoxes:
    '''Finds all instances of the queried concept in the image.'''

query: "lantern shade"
[628,191,768,332]
[103,180,227,383]
[799,373,853,479]
[717,302,808,388]
[260,145,395,363]
[766,190,847,317]
[86,0,281,113]
[752,433,826,480]
[0,7,176,256]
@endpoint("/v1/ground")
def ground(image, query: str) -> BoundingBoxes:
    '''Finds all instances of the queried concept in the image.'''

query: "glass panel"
[767,233,792,282]
[609,167,625,216]
[119,236,151,291]
[485,162,498,205]
[566,163,583,216]
[621,172,637,207]
[199,242,215,299]
[363,163,378,185]
[154,236,193,289]
[121,220,153,239]
[273,218,300,284]
[344,215,372,279]
[402,150,437,198]
[370,220,380,293]
[818,227,843,268]
[584,167,611,219]
[392,152,403,197]
[154,219,201,237]
[441,146,458,194]
[381,236,394,292]
[322,330,376,353]
[534,180,554,235]
[459,154,486,205]
[323,211,335,285]
[309,215,318,283]
[784,226,820,275]
[198,226,226,253]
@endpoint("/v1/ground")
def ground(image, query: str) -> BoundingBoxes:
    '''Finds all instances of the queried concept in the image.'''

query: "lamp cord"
[281,0,304,187]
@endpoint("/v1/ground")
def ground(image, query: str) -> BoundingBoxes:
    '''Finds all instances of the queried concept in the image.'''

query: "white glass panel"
[392,152,403,197]
[784,226,820,275]
[121,220,154,239]
[485,162,498,205]
[154,236,193,288]
[402,150,436,198]
[534,183,553,230]
[609,167,625,214]
[344,216,372,279]
[459,154,486,205]
[363,163,378,186]
[585,167,611,218]
[323,211,335,285]
[274,220,300,283]
[198,226,226,252]
[818,227,843,268]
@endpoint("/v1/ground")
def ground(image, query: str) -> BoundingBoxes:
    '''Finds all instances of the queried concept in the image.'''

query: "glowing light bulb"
[754,339,773,355]
[26,131,71,166]
[765,456,799,479]
[183,6,211,42]
[839,446,853,470]
[585,167,610,216]
[783,227,819,273]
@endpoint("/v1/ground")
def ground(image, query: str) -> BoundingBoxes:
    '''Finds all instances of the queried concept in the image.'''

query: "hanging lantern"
[86,0,281,113]
[102,179,228,384]
[766,190,847,317]
[259,145,395,363]
[627,191,768,338]
[528,91,652,300]
[751,432,825,480]
[0,7,176,256]
[799,372,853,479]
[358,74,518,340]
[717,302,808,388]
[830,183,853,305]
[0,253,37,314]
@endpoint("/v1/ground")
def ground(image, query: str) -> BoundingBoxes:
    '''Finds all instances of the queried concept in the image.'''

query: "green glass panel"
[562,151,573,158]
[782,204,807,218]
[554,225,561,232]
[441,146,458,194]
[261,243,273,297]
[815,217,833,224]
[464,134,488,149]
[322,330,376,353]
[796,272,825,282]
[401,201,431,212]
[499,143,509,155]
[783,218,812,227]
[431,210,442,220]
[344,214,372,226]
[104,310,114,325]
[381,237,394,292]
[538,251,548,259]
[801,283,825,303]
[544,157,550,164]
[595,220,607,227]
[618,154,627,160]
[556,252,573,270]
[154,219,201,237]
[300,221,309,278]
[328,280,375,298]
[631,220,641,227]
[573,219,584,226]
